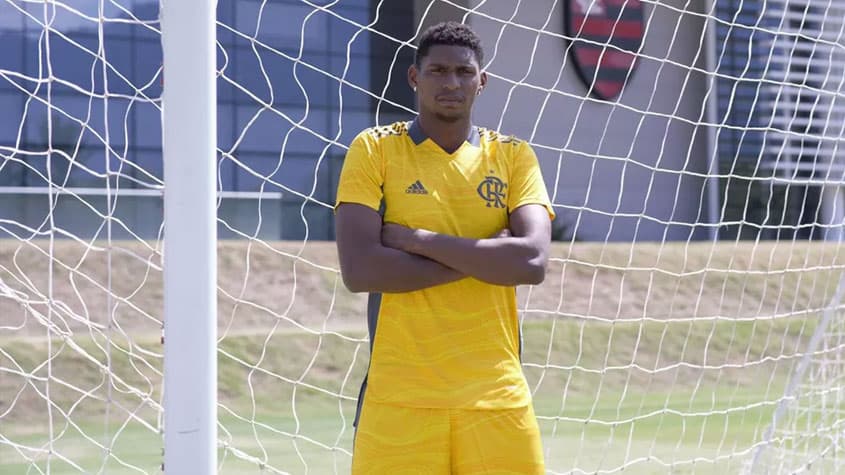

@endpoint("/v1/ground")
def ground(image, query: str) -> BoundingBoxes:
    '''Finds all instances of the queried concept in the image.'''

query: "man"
[334,21,554,474]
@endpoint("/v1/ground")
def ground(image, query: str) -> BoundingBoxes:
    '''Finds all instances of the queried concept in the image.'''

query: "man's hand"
[335,204,465,293]
[383,223,512,253]
[382,222,426,253]
[377,205,550,286]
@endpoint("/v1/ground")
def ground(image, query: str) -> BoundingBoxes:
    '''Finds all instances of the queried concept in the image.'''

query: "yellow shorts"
[352,401,544,474]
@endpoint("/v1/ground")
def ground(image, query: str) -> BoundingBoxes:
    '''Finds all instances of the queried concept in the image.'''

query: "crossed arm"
[334,202,551,293]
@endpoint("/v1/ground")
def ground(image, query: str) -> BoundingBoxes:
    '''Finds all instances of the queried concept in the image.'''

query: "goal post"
[161,0,217,472]
[747,272,845,474]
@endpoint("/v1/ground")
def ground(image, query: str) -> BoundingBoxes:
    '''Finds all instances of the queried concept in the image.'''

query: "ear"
[479,70,488,92]
[408,64,418,91]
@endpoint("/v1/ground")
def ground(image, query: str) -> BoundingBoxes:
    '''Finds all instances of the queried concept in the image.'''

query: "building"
[714,0,845,241]
[0,0,841,242]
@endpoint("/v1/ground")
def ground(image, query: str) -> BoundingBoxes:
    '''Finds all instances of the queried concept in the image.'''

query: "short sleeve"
[508,141,555,220]
[335,130,384,212]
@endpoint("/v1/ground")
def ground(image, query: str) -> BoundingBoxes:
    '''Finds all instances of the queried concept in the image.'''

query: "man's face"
[409,44,486,123]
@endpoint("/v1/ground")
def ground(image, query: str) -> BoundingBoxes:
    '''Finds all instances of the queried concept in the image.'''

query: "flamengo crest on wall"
[564,0,644,100]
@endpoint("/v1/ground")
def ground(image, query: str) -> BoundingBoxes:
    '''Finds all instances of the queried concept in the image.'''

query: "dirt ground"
[2,239,843,339]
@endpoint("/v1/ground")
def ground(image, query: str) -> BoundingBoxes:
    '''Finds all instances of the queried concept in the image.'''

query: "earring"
[413,86,417,92]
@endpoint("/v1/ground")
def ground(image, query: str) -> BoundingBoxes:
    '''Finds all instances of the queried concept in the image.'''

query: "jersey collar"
[408,118,481,148]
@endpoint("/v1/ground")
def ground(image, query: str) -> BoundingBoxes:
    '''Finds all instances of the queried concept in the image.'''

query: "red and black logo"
[564,0,644,100]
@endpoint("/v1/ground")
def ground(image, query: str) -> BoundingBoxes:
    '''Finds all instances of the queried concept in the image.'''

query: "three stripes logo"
[405,180,428,195]
[564,0,644,100]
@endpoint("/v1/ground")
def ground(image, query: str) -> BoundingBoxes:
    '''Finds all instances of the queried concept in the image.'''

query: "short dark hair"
[415,21,484,66]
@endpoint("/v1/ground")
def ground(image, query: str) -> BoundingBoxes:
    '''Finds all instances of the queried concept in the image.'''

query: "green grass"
[3,239,844,473]
[0,391,782,474]
[1,316,816,474]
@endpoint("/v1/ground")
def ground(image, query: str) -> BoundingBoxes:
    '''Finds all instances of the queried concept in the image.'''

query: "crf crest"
[477,174,507,209]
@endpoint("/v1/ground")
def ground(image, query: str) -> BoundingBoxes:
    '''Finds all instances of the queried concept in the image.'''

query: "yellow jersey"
[336,119,554,414]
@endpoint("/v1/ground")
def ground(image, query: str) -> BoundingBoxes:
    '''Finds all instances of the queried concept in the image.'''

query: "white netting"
[1,0,845,474]
[1,0,165,473]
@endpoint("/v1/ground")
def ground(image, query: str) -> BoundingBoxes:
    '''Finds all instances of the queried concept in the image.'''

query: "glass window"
[20,31,44,82]
[217,43,234,103]
[307,153,336,203]
[0,8,24,97]
[230,146,338,194]
[325,9,371,57]
[218,152,237,191]
[231,151,283,192]
[48,94,116,149]
[130,150,163,188]
[0,34,23,76]
[233,0,260,37]
[331,2,370,25]
[235,105,286,153]
[337,110,377,145]
[23,95,49,148]
[4,0,383,197]
[231,45,272,104]
[133,100,162,149]
[332,55,371,111]
[133,39,162,96]
[0,2,24,33]
[104,37,135,96]
[241,1,328,51]
[102,15,134,39]
[239,152,322,194]
[106,98,136,150]
[234,105,330,155]
[218,0,236,28]
[32,3,97,35]
[12,3,45,36]
[125,0,159,22]
[0,92,23,144]
[319,143,347,201]
[264,52,332,109]
[218,102,236,151]
[275,106,331,153]
[61,145,109,188]
[0,156,27,186]
[50,33,99,91]
[230,48,334,110]
[19,152,49,187]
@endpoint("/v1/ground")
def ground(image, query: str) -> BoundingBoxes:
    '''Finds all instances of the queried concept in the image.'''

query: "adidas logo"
[405,180,428,195]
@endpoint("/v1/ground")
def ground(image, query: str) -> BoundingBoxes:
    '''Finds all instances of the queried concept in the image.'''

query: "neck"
[417,113,472,154]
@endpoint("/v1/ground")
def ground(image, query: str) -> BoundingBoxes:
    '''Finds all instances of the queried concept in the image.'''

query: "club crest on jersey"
[477,172,507,209]
[564,0,644,100]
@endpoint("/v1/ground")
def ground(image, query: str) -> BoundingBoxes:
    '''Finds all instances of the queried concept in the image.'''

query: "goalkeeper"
[334,21,554,474]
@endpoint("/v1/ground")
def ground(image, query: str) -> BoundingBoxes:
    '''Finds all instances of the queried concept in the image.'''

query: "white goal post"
[160,0,216,472]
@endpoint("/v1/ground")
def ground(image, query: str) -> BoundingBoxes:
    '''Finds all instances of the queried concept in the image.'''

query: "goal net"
[1,0,844,473]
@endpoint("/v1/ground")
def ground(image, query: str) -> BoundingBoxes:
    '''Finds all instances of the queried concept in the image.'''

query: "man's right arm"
[335,203,464,293]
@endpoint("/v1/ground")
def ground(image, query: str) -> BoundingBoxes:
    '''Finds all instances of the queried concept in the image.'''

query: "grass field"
[0,318,810,474]
[1,241,844,473]
[0,391,784,475]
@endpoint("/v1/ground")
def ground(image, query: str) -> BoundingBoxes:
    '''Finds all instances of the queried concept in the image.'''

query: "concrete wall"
[461,0,713,242]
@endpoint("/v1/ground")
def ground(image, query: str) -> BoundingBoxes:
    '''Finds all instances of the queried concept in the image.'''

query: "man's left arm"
[382,203,551,286]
